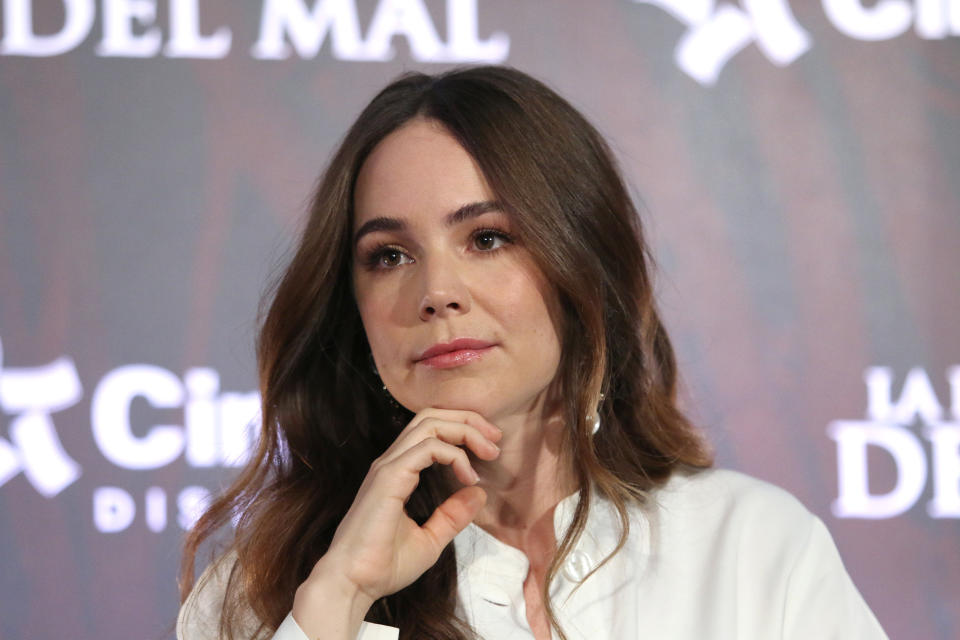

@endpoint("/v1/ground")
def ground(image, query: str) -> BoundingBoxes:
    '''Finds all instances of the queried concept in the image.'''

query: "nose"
[417,257,471,321]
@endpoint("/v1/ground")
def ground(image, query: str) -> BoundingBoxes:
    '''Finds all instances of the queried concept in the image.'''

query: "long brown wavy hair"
[180,65,712,640]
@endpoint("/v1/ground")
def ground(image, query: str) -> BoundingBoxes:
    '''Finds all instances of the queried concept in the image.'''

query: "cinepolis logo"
[0,336,259,532]
[829,366,960,519]
[633,0,960,85]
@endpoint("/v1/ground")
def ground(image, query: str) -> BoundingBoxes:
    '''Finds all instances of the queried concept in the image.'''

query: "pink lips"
[415,338,496,369]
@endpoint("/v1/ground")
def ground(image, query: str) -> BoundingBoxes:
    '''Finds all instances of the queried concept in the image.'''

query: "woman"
[178,66,886,640]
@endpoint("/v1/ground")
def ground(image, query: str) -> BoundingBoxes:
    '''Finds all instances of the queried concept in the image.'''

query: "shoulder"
[646,468,888,637]
[177,551,265,640]
[641,467,822,575]
[177,551,235,639]
[653,467,814,529]
[618,468,887,637]
[646,468,875,612]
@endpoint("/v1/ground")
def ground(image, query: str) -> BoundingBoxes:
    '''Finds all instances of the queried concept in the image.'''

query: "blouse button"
[562,549,592,583]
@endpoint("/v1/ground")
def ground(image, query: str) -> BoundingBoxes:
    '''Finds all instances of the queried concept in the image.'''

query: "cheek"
[492,267,562,358]
[354,282,395,363]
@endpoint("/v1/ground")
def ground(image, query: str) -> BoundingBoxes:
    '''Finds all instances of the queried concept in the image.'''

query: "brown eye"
[364,246,411,270]
[473,229,510,251]
[381,249,403,267]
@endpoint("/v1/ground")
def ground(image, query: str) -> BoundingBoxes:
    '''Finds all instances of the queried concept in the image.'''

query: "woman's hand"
[291,408,502,638]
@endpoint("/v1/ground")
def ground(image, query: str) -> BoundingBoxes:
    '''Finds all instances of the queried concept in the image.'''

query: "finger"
[420,418,501,460]
[420,486,487,553]
[388,438,479,488]
[386,419,500,464]
[406,408,503,443]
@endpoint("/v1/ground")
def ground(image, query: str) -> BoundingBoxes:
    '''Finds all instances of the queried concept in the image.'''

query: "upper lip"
[415,338,496,362]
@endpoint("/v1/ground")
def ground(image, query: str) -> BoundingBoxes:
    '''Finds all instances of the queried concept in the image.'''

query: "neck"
[470,405,576,551]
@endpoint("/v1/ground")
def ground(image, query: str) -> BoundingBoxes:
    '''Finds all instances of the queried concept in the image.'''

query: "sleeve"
[176,553,399,640]
[780,516,888,640]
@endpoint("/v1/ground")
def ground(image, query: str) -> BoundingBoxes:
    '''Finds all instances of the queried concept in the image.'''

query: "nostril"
[448,302,460,310]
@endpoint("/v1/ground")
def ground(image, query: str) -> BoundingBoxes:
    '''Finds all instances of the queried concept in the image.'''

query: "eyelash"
[361,227,514,271]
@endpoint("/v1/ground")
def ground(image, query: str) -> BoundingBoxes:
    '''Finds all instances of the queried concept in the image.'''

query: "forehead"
[353,118,496,228]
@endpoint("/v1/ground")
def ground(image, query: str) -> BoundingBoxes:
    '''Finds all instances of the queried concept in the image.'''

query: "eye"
[472,228,512,251]
[379,248,404,267]
[364,246,413,270]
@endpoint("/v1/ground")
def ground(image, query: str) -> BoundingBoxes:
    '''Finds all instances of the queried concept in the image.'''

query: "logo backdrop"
[1,1,958,638]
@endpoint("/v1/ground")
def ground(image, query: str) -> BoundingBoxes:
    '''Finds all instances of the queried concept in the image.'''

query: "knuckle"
[417,435,439,448]
[411,417,438,435]
[410,437,440,458]
[424,438,452,458]
[415,407,441,422]
[368,461,387,479]
[419,417,439,430]
[377,459,400,476]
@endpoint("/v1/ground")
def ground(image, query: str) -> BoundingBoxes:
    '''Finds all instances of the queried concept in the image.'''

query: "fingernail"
[471,468,480,484]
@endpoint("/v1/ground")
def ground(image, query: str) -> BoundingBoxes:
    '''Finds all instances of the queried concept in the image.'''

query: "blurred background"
[1,1,958,638]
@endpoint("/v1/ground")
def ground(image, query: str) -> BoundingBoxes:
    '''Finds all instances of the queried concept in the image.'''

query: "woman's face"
[352,118,562,422]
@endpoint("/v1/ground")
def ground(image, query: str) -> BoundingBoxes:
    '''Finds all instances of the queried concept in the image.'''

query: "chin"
[400,382,503,418]
[408,396,498,416]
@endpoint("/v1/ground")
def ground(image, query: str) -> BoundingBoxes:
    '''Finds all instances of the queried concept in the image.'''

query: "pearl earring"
[588,393,605,435]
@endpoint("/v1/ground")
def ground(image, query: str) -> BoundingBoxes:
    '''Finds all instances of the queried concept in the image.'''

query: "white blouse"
[177,468,887,640]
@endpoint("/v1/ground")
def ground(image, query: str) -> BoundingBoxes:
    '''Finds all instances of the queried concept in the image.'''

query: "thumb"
[421,486,487,551]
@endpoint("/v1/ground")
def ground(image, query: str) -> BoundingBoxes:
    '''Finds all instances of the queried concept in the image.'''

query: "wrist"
[293,557,376,639]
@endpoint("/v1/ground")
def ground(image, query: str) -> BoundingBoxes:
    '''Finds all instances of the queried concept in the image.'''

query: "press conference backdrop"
[1,1,958,638]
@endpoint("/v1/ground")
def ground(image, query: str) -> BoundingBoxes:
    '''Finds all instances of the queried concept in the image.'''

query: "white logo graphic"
[0,335,259,495]
[0,334,261,532]
[92,484,213,533]
[632,0,810,85]
[0,0,509,62]
[633,0,960,85]
[0,337,83,497]
[252,0,509,62]
[829,366,960,519]
[91,365,259,470]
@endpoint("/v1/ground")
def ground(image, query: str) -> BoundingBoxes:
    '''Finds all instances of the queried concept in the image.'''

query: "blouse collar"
[452,489,642,605]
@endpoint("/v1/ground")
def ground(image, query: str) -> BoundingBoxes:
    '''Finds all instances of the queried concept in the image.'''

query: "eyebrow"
[353,200,504,246]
